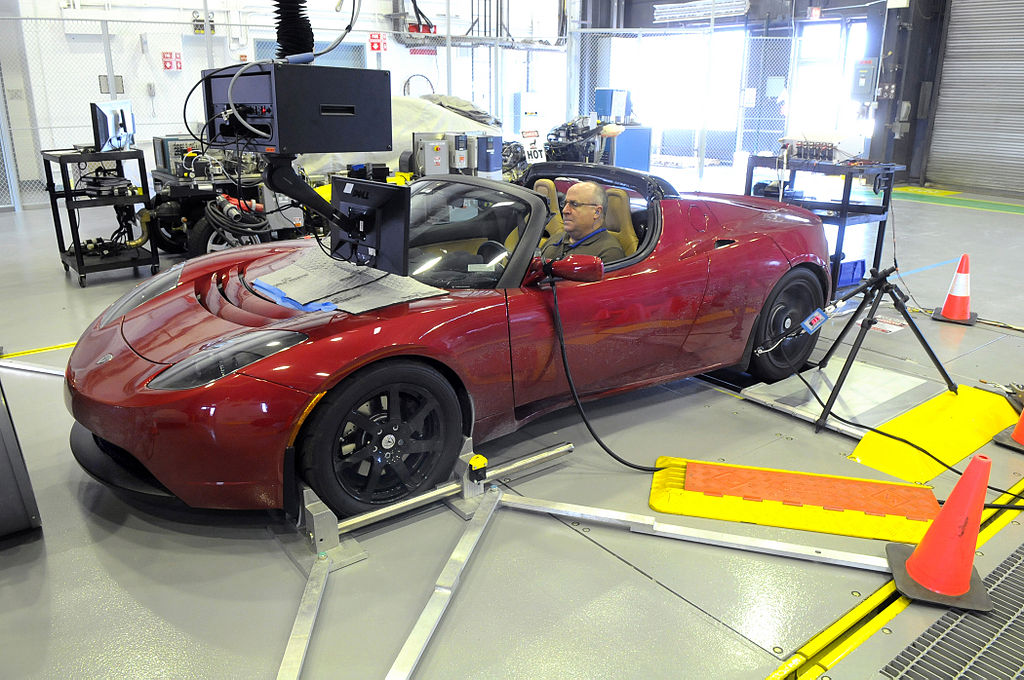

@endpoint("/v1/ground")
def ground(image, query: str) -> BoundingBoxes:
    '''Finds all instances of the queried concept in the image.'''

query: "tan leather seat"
[504,179,564,252]
[604,188,639,256]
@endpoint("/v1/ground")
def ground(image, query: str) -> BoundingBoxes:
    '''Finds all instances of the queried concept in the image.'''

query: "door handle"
[714,239,736,249]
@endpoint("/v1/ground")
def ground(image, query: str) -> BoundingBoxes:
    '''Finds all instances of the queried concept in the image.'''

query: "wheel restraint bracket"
[272,441,576,680]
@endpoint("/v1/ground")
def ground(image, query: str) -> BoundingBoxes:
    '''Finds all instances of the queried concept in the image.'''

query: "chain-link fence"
[0,16,802,208]
[575,28,795,192]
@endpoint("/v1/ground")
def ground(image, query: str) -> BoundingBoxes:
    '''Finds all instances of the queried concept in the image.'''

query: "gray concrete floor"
[0,186,1022,679]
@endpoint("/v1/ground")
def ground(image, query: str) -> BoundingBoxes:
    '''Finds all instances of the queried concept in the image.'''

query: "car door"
[681,197,795,369]
[506,199,717,418]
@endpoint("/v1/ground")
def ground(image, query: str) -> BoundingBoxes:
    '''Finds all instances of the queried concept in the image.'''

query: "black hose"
[548,276,663,473]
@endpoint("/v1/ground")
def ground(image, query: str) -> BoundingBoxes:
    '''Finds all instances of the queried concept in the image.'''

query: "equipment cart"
[42,148,160,287]
[743,156,904,299]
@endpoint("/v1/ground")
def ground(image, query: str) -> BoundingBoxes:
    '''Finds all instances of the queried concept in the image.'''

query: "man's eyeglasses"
[563,200,600,210]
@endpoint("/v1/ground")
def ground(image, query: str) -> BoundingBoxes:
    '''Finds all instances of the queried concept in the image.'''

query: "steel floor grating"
[882,544,1024,679]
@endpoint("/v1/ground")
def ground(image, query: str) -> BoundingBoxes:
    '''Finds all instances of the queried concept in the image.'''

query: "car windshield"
[407,180,533,289]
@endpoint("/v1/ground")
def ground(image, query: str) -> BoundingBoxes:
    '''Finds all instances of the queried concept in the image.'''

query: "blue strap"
[252,279,337,312]
[560,227,608,251]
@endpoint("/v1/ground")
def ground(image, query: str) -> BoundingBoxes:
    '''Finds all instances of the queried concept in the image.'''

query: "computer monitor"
[90,100,136,152]
[329,176,410,276]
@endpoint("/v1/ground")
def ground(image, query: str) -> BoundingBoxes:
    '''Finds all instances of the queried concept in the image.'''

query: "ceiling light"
[653,0,749,23]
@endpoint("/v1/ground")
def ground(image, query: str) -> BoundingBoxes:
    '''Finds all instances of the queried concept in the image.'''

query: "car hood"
[120,242,380,364]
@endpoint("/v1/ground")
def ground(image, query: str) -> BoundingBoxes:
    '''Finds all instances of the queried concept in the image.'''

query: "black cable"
[795,372,1024,509]
[410,0,433,28]
[886,198,928,311]
[182,64,239,147]
[547,275,663,473]
[204,198,272,236]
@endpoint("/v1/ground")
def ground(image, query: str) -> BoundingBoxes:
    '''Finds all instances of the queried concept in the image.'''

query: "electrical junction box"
[595,88,632,121]
[468,134,501,174]
[201,63,392,154]
[445,133,468,169]
[851,58,878,103]
[153,135,196,172]
[417,139,449,175]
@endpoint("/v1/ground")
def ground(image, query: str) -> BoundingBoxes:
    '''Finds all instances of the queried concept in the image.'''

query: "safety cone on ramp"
[994,410,1024,453]
[885,455,994,611]
[932,254,978,325]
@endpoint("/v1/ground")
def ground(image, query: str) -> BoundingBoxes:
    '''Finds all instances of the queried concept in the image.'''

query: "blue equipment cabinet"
[612,126,652,172]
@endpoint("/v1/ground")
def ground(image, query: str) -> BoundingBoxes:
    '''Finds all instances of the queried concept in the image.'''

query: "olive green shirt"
[540,227,625,263]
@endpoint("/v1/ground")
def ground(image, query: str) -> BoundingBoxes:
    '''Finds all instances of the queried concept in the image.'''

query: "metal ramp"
[740,360,947,440]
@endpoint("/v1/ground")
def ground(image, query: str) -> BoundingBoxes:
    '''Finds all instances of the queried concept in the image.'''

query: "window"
[407,181,532,289]
[610,29,745,131]
[788,21,868,142]
[253,40,366,68]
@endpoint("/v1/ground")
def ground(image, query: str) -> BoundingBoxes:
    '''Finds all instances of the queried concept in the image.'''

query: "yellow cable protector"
[849,386,1018,483]
[650,457,937,542]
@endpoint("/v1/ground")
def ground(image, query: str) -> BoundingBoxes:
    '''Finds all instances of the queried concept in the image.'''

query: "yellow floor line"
[0,341,77,359]
[766,477,1024,679]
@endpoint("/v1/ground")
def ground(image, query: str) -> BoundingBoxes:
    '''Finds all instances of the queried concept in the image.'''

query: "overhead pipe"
[387,0,565,50]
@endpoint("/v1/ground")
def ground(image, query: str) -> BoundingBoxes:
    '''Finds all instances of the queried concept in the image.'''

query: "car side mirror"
[523,254,604,286]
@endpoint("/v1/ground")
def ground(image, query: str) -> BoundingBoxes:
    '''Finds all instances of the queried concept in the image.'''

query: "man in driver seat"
[541,181,625,263]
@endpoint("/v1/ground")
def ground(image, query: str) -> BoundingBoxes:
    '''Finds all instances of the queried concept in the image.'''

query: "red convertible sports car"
[66,162,830,517]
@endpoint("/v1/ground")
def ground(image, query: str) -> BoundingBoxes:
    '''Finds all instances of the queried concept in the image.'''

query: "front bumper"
[70,422,180,504]
[66,322,314,511]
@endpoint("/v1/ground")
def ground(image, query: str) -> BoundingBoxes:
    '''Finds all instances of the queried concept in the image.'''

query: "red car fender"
[239,291,515,441]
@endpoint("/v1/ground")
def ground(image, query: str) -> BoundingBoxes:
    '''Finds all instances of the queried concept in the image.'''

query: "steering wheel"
[476,240,509,265]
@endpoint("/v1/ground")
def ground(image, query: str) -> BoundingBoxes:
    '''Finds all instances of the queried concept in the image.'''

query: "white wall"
[2,0,563,194]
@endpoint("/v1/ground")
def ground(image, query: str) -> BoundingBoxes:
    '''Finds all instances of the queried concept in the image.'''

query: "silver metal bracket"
[272,442,574,679]
[272,485,367,578]
[386,489,891,680]
[446,437,486,519]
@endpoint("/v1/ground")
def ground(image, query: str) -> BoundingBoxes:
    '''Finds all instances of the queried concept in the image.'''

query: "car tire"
[748,268,824,383]
[186,217,264,258]
[149,220,188,254]
[299,361,463,517]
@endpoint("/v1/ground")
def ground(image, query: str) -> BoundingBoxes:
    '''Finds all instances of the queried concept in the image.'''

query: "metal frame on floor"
[277,435,901,680]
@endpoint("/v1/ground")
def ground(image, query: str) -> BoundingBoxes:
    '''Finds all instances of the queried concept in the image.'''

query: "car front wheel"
[299,361,463,517]
[748,268,824,382]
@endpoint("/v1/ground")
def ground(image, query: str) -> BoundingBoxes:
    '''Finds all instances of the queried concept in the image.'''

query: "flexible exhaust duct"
[274,0,315,57]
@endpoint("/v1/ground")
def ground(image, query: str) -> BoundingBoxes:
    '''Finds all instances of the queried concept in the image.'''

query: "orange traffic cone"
[885,454,993,611]
[932,254,978,325]
[994,410,1024,453]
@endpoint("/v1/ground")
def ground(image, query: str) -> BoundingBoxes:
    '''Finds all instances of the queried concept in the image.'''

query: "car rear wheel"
[749,268,824,382]
[299,361,463,517]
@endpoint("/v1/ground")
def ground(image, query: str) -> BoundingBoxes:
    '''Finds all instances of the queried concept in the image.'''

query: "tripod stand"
[812,266,958,432]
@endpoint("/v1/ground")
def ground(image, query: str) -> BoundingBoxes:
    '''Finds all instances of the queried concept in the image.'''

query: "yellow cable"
[0,341,77,359]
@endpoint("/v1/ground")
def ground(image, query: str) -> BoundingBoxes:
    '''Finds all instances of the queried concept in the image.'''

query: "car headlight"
[147,330,307,391]
[100,262,185,327]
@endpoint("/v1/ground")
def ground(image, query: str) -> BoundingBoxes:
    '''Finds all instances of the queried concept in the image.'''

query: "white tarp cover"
[296,96,501,176]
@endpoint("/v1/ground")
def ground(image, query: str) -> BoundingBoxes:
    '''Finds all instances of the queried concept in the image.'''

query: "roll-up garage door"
[925,0,1024,194]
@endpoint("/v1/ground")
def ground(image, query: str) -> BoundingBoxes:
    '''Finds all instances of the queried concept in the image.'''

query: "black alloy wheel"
[300,362,463,517]
[749,268,824,383]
